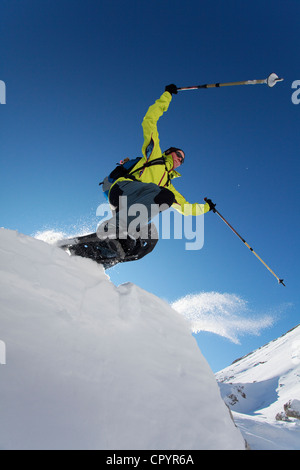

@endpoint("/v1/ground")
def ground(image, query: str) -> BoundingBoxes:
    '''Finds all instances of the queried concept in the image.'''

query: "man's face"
[171,150,185,169]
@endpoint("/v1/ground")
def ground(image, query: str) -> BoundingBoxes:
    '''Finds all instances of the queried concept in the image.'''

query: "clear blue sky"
[1,0,299,371]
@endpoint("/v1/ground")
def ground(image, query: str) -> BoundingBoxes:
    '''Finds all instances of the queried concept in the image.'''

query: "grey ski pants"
[109,180,175,234]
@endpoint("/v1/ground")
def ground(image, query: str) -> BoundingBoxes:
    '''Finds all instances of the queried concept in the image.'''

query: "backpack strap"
[127,157,167,181]
[99,156,168,188]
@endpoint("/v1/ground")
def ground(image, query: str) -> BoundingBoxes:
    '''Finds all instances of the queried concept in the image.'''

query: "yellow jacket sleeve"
[169,183,210,216]
[141,91,172,162]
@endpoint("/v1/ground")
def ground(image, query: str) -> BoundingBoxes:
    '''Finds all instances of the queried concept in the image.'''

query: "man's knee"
[109,184,123,211]
[154,187,175,208]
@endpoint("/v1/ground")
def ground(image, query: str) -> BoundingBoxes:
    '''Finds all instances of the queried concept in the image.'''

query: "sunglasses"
[174,151,184,164]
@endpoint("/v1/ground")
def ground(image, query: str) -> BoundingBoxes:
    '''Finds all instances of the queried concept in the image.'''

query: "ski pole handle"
[204,197,216,213]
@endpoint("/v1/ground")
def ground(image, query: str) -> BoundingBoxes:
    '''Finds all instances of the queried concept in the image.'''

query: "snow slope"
[0,228,245,450]
[216,325,300,450]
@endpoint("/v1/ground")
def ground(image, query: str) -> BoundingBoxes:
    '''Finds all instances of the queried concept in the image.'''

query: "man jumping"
[98,84,213,255]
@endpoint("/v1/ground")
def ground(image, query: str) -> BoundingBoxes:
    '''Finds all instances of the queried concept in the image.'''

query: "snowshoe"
[57,223,158,269]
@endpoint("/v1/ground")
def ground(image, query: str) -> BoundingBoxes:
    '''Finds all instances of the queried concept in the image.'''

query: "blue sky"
[1,0,299,371]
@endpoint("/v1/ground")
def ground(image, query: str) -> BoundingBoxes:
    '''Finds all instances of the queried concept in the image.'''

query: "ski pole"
[204,198,285,286]
[177,73,283,91]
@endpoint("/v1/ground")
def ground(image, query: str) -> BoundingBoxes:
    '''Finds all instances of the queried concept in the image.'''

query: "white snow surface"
[216,324,300,450]
[0,228,245,450]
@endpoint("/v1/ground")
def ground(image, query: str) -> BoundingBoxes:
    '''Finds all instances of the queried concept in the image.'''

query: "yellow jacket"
[111,91,210,216]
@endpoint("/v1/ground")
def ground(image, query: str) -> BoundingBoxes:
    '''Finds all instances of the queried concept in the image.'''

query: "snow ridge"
[216,324,300,450]
[0,228,245,450]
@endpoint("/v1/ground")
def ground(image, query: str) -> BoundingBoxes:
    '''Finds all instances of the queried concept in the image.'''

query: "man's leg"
[97,180,175,248]
[112,181,175,238]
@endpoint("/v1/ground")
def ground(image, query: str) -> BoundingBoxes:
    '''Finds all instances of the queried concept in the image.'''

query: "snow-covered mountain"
[0,228,245,450]
[216,324,300,450]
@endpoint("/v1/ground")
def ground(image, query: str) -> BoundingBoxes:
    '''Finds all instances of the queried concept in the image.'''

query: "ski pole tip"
[278,279,286,287]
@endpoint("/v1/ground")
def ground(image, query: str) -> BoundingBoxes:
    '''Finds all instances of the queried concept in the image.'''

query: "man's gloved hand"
[165,84,178,95]
[204,198,216,213]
